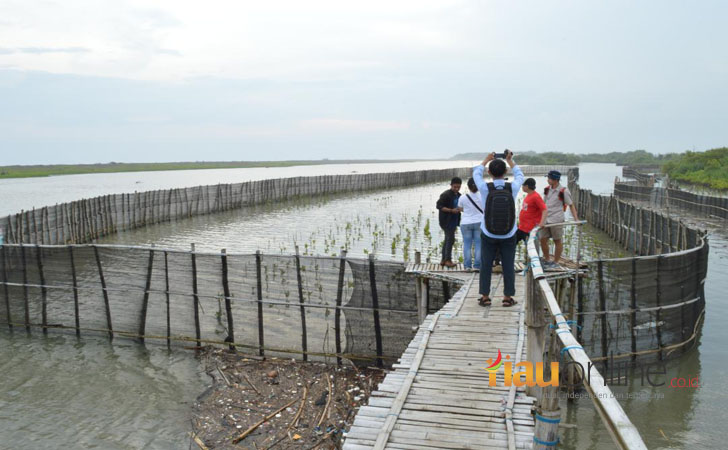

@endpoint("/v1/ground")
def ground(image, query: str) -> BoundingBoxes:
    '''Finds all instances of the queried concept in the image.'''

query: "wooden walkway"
[344,274,536,449]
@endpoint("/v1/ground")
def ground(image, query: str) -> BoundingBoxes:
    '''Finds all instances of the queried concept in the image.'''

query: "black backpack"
[484,182,515,235]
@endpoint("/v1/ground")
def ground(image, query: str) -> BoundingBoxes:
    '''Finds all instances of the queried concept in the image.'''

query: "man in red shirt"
[516,178,547,246]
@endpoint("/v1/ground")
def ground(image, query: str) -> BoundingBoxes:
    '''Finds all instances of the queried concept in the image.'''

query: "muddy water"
[0,331,206,449]
[1,162,724,448]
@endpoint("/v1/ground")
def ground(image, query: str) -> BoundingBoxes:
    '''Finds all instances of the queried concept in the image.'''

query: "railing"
[525,221,647,450]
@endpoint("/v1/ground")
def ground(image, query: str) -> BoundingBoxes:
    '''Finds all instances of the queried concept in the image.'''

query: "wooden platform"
[344,274,536,449]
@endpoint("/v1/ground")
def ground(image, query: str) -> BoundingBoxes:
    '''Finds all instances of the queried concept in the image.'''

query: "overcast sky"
[1,0,726,165]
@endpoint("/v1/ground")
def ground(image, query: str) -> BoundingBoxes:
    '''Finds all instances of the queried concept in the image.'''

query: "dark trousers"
[479,233,517,297]
[441,227,456,262]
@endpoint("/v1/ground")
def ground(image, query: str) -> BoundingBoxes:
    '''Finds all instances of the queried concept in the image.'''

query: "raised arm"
[505,151,524,191]
[473,152,495,193]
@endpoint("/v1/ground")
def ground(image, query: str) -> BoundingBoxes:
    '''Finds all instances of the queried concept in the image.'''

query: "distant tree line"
[451,149,677,166]
[663,147,728,190]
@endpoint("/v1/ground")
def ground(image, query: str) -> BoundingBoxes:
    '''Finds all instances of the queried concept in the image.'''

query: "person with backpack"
[473,151,524,307]
[456,178,485,271]
[540,170,579,268]
[436,177,463,267]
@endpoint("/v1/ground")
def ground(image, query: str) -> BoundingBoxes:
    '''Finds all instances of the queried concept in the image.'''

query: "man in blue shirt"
[473,151,524,307]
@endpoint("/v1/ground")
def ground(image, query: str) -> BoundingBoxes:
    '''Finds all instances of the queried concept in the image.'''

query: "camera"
[494,149,512,159]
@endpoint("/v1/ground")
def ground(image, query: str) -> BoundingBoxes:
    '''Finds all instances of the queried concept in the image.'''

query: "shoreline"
[0,159,431,180]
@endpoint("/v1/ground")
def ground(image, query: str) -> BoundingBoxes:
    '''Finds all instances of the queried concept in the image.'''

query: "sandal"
[502,297,518,307]
[478,296,492,307]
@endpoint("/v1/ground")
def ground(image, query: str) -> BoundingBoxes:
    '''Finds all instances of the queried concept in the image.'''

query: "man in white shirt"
[472,151,524,307]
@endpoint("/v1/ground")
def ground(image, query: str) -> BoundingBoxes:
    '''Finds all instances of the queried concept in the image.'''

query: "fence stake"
[138,245,155,344]
[20,244,29,331]
[294,246,308,361]
[164,251,170,348]
[190,243,201,347]
[35,245,48,334]
[93,245,113,340]
[597,256,607,368]
[335,249,347,366]
[655,255,663,360]
[1,246,12,330]
[221,249,236,351]
[255,250,265,357]
[368,253,383,368]
[68,247,80,336]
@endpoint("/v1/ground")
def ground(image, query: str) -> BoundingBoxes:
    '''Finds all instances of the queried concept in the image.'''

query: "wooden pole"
[597,257,608,367]
[630,258,637,363]
[294,246,308,361]
[20,244,29,331]
[368,253,383,368]
[221,249,236,351]
[164,251,170,348]
[93,245,113,340]
[35,245,48,334]
[655,255,663,360]
[534,330,561,450]
[69,246,80,336]
[138,245,155,344]
[525,268,546,400]
[334,249,347,366]
[190,243,201,347]
[1,246,12,330]
[255,250,265,357]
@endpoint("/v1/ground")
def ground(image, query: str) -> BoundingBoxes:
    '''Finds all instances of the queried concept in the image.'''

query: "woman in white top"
[456,178,485,270]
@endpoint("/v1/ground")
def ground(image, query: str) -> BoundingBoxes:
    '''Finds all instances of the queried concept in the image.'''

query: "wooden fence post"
[534,330,561,449]
[93,245,113,340]
[35,245,48,334]
[368,253,384,368]
[1,246,12,330]
[190,243,201,347]
[335,249,347,366]
[164,251,170,348]
[221,249,236,351]
[294,246,308,361]
[255,250,265,357]
[138,244,155,344]
[525,269,546,400]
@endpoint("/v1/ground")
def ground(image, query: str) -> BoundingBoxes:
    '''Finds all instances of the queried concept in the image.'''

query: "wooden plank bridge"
[344,273,537,449]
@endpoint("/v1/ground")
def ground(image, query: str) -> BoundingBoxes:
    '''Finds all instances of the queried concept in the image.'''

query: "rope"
[533,436,560,447]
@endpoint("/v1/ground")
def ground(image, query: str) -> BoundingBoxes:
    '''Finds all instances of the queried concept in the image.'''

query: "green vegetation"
[452,149,677,166]
[663,147,728,190]
[0,159,422,179]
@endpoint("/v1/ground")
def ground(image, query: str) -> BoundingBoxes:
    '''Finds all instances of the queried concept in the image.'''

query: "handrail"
[527,223,647,450]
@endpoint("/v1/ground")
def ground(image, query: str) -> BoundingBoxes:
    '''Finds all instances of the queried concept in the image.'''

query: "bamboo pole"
[69,246,80,337]
[1,246,12,330]
[221,249,235,351]
[35,245,48,334]
[164,251,170,348]
[93,245,113,340]
[138,245,155,344]
[294,246,308,361]
[255,250,265,357]
[190,243,201,347]
[334,249,347,366]
[368,253,383,368]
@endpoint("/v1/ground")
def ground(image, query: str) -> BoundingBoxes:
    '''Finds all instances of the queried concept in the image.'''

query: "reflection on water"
[0,331,206,449]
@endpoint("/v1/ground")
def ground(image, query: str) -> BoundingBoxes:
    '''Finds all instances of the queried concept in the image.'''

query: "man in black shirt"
[436,177,462,267]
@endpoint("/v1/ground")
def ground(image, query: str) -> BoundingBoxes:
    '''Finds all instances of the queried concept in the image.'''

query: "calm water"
[1,161,725,448]
[0,160,477,217]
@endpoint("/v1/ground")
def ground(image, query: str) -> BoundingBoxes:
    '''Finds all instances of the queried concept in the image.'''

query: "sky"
[1,0,726,165]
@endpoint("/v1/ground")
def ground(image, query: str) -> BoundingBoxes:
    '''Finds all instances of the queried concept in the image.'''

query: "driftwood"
[231,397,298,444]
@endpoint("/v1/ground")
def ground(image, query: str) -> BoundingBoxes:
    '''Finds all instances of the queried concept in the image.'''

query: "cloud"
[298,119,411,133]
[0,46,90,55]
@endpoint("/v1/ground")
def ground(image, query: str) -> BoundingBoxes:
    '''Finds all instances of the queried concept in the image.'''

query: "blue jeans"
[479,233,517,297]
[460,223,481,269]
